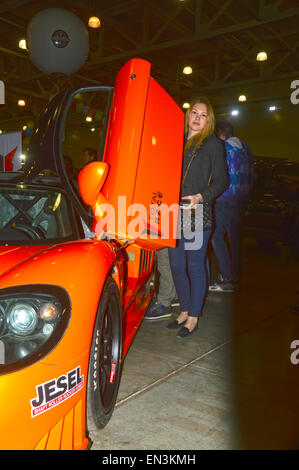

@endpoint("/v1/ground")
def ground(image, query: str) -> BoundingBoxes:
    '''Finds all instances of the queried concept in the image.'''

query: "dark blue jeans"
[168,230,211,318]
[211,201,243,281]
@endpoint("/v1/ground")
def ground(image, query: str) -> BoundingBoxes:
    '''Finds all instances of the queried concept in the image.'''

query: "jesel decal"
[30,366,84,417]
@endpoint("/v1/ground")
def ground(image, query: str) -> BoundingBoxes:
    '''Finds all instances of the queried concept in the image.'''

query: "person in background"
[63,155,77,181]
[82,147,98,166]
[143,248,178,320]
[167,97,229,338]
[209,119,254,292]
[77,147,98,175]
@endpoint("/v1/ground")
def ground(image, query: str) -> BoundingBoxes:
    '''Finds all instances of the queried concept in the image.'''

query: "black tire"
[87,277,122,429]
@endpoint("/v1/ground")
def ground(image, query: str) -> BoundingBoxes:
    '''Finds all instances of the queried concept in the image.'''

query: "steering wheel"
[11,224,46,240]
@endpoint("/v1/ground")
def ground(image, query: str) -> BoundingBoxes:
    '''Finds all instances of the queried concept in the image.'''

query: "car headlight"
[0,304,5,336]
[0,285,70,374]
[8,302,38,335]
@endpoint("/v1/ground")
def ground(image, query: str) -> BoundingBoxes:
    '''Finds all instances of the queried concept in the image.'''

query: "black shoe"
[166,319,187,330]
[144,302,172,320]
[209,278,237,292]
[176,323,198,338]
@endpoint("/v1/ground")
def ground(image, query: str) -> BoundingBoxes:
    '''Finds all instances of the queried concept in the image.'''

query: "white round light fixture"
[256,51,267,61]
[183,66,192,75]
[88,16,101,28]
[19,39,27,50]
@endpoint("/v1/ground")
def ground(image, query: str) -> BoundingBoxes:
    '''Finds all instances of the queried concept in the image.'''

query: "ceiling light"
[18,99,26,107]
[19,39,27,50]
[183,102,190,109]
[231,109,239,116]
[256,51,267,61]
[86,116,92,122]
[22,125,27,130]
[183,66,192,75]
[88,16,101,28]
[269,106,277,112]
[91,127,95,132]
[238,94,246,102]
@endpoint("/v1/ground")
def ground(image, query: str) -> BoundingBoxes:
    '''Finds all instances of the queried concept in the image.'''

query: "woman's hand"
[181,193,203,209]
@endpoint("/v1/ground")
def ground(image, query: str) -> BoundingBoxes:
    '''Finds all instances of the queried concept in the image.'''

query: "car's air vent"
[139,249,153,275]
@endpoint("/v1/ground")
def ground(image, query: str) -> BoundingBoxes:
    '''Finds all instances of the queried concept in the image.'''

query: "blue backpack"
[217,137,253,203]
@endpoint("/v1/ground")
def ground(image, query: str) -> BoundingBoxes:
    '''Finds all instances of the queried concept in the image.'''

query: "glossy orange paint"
[0,241,116,449]
[83,58,184,247]
[0,245,49,276]
[0,58,184,450]
[77,161,109,208]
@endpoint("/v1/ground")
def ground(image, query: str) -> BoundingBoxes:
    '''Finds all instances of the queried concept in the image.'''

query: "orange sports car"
[0,59,184,449]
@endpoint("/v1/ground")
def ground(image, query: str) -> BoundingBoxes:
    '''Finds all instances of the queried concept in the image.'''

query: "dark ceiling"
[0,0,299,131]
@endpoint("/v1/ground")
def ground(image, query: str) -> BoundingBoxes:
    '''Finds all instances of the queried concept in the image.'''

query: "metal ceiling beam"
[0,45,25,59]
[8,85,51,100]
[208,0,232,26]
[241,1,298,71]
[271,42,299,73]
[207,0,296,83]
[267,25,299,63]
[88,7,299,66]
[103,17,138,47]
[148,3,185,45]
[1,0,298,119]
[143,0,191,37]
[142,3,150,43]
[207,0,257,76]
[179,69,299,96]
[0,16,24,30]
[165,0,299,83]
[96,0,138,17]
[195,0,203,33]
[0,0,32,15]
[221,46,257,83]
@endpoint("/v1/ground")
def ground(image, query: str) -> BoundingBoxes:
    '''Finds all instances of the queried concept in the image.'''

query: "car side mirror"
[78,162,109,207]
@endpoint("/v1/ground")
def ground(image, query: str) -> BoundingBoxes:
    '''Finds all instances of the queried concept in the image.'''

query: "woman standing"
[168,97,229,338]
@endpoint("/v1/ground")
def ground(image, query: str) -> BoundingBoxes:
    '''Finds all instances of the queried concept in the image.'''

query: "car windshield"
[0,184,77,245]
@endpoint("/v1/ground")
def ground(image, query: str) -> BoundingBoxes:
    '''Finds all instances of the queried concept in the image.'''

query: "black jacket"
[181,135,229,203]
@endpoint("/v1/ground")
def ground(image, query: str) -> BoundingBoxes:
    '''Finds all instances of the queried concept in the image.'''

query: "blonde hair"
[184,97,215,153]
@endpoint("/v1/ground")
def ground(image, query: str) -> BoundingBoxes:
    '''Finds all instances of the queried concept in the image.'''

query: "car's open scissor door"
[25,58,184,245]
[98,58,184,249]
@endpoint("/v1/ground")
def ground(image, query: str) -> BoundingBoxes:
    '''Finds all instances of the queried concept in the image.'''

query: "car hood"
[0,245,50,277]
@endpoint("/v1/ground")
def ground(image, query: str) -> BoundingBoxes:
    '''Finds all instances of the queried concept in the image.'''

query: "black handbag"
[180,203,212,234]
[179,148,212,234]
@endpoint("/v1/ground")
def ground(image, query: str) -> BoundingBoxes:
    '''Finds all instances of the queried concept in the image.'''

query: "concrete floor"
[88,238,299,450]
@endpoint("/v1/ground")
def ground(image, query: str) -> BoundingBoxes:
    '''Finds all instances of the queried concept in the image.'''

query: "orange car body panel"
[0,58,184,450]
[84,58,184,247]
[0,241,116,450]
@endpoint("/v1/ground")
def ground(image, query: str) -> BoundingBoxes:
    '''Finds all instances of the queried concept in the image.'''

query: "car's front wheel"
[87,277,122,429]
